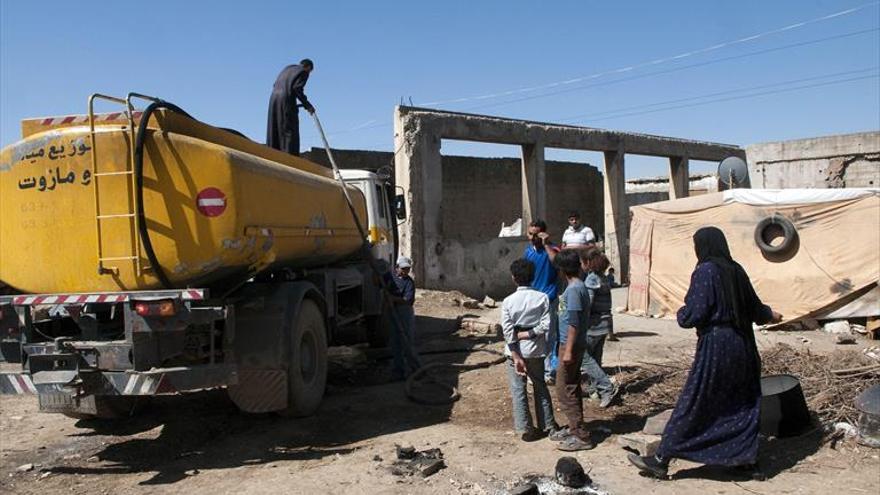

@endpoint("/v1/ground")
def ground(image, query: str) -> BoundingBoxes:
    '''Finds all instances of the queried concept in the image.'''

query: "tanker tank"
[0,105,367,294]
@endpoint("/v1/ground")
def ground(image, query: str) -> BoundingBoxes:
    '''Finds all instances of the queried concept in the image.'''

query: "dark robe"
[657,227,774,467]
[266,64,312,155]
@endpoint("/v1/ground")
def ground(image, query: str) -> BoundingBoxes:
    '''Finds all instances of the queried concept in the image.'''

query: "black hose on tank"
[133,100,193,290]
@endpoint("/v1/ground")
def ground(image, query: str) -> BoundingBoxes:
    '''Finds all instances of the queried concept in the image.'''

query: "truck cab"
[340,169,400,266]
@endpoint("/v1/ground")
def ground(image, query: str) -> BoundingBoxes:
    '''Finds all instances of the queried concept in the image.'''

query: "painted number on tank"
[20,217,56,230]
[196,187,227,217]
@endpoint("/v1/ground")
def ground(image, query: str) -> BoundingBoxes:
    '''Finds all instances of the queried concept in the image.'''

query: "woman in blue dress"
[628,227,782,479]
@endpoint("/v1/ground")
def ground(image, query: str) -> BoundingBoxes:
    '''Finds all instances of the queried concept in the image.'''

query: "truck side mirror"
[394,194,407,220]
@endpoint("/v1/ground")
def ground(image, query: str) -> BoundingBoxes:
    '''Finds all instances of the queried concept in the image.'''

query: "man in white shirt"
[502,259,559,441]
[561,211,595,249]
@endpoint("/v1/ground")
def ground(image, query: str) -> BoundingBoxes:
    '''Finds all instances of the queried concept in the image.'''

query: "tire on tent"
[754,215,797,255]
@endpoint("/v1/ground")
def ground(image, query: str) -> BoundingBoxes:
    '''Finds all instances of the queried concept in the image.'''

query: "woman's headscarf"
[693,227,754,335]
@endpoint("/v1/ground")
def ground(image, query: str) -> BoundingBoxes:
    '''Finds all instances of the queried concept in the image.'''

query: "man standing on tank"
[267,59,315,156]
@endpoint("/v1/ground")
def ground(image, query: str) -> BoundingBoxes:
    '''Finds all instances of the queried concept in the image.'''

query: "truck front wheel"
[282,299,328,417]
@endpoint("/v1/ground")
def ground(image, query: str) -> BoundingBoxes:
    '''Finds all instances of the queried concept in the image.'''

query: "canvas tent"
[626,188,879,323]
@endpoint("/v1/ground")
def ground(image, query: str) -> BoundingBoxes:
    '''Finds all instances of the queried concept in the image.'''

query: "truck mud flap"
[0,371,37,394]
[226,369,287,413]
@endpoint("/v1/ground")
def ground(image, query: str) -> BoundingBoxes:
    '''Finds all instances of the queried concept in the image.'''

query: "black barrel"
[760,374,812,438]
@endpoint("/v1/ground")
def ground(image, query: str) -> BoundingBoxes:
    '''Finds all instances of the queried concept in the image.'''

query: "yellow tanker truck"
[0,93,404,418]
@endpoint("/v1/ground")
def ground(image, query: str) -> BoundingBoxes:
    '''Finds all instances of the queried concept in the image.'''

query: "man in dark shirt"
[391,256,417,380]
[394,256,416,306]
[267,59,315,156]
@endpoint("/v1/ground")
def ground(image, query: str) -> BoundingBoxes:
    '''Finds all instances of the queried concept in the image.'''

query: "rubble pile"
[388,445,445,478]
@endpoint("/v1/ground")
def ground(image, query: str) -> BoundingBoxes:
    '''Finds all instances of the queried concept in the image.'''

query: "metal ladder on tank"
[88,93,160,276]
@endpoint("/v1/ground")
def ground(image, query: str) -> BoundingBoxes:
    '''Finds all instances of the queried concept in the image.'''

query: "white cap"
[396,256,412,268]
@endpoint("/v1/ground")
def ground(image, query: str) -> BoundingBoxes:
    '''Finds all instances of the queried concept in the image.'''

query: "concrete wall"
[440,156,603,242]
[302,148,393,172]
[438,156,603,297]
[546,161,605,236]
[746,132,880,189]
[394,106,743,296]
[440,156,523,243]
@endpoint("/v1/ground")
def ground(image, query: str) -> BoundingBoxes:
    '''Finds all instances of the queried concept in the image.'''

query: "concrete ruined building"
[746,132,880,189]
[309,110,878,301]
[392,106,742,296]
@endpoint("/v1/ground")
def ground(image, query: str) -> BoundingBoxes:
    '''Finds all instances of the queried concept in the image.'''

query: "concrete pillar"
[603,149,629,282]
[394,111,442,284]
[668,156,689,199]
[521,143,546,232]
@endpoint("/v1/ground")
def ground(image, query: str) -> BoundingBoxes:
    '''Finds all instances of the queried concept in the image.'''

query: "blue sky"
[2,0,878,177]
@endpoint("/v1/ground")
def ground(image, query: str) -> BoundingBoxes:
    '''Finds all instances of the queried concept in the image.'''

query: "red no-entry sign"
[196,187,227,217]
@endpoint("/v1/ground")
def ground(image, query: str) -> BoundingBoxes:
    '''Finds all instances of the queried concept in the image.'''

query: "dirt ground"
[1,288,878,494]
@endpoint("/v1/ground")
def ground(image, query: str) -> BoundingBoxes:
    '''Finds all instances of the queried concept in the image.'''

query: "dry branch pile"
[762,344,879,425]
[614,343,879,425]
[615,362,687,417]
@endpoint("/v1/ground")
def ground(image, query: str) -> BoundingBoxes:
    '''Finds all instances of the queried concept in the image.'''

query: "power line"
[461,28,879,112]
[314,27,878,137]
[416,1,880,107]
[572,73,879,124]
[310,73,880,143]
[558,67,880,122]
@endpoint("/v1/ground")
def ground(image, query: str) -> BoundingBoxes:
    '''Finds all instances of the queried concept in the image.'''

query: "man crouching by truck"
[390,256,418,381]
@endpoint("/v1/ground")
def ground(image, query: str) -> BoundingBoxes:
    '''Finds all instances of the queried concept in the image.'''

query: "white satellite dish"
[718,156,749,188]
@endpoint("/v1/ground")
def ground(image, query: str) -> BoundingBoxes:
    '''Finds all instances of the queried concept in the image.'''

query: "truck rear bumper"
[0,364,237,396]
[0,371,37,394]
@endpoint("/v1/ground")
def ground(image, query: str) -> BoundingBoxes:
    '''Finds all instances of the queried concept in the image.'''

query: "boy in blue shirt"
[551,249,595,451]
[523,220,561,384]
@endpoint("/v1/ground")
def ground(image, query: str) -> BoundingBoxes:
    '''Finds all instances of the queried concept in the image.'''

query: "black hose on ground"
[404,346,507,405]
[133,100,193,290]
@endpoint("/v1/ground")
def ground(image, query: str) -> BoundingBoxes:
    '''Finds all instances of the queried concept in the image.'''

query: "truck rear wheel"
[282,299,328,417]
